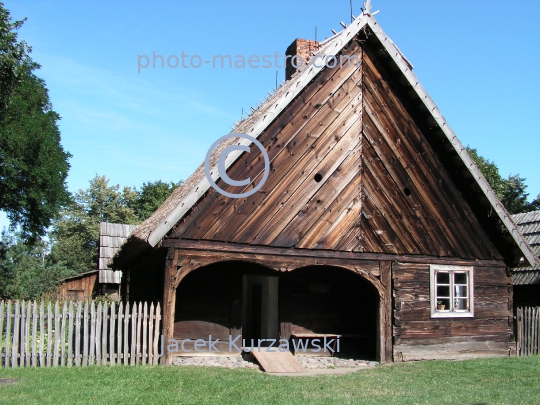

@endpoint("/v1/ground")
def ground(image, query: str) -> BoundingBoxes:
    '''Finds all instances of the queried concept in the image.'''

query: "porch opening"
[279,266,378,360]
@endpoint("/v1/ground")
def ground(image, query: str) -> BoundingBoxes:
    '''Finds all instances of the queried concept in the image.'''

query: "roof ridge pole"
[363,0,372,15]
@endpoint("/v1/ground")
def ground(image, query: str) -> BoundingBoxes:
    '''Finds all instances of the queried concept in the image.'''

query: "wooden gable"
[170,39,500,261]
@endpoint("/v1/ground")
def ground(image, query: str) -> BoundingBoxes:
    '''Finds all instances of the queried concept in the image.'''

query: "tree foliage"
[0,231,75,300]
[129,180,182,220]
[48,175,181,274]
[467,147,539,214]
[0,3,71,239]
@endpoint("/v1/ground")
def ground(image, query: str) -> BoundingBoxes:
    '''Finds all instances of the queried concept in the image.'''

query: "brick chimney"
[285,39,320,81]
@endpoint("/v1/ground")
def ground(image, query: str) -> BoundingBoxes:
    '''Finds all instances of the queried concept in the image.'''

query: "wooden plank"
[53,301,60,367]
[136,302,142,365]
[233,84,364,245]
[130,302,137,366]
[175,44,364,240]
[60,302,67,366]
[117,302,123,365]
[379,261,392,363]
[102,302,108,365]
[0,302,3,367]
[153,303,161,365]
[142,302,148,364]
[39,302,44,367]
[67,302,74,367]
[82,301,89,367]
[5,301,11,368]
[0,302,4,367]
[394,341,514,361]
[31,301,37,367]
[359,153,426,254]
[20,301,26,367]
[394,318,510,339]
[198,57,364,243]
[90,302,96,366]
[362,114,450,256]
[75,302,82,367]
[12,301,20,368]
[148,302,154,365]
[95,302,102,366]
[163,238,506,268]
[251,350,305,373]
[272,117,363,248]
[109,302,116,366]
[25,301,31,366]
[123,302,129,365]
[362,48,499,260]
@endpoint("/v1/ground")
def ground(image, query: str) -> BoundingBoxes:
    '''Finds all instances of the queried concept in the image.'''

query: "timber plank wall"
[393,262,515,361]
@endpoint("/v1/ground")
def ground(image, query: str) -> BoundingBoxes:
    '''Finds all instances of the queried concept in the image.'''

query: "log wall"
[392,261,515,361]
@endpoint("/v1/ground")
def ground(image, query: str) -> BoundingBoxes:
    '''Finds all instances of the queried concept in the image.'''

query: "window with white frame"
[430,265,474,318]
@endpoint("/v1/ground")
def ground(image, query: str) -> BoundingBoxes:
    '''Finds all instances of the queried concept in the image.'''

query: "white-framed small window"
[430,265,474,318]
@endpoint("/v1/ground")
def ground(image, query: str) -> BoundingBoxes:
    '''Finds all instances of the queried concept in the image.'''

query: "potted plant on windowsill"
[437,300,446,311]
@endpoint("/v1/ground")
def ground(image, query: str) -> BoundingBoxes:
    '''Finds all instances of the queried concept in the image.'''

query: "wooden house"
[114,7,536,364]
[56,270,99,301]
[57,223,136,301]
[511,211,540,307]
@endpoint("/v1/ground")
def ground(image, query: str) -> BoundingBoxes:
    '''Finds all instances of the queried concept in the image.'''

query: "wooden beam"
[160,249,179,365]
[379,261,392,363]
[162,238,506,268]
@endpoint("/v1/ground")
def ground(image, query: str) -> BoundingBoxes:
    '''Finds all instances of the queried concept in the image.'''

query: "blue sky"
[1,0,539,230]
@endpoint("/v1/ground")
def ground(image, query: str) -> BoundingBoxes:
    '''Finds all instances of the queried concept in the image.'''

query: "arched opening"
[173,261,380,359]
[174,261,278,353]
[280,266,379,360]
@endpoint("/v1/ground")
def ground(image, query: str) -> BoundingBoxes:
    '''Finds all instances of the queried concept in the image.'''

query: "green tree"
[48,175,139,274]
[0,3,31,112]
[48,175,182,275]
[132,180,182,221]
[467,147,539,214]
[0,3,71,239]
[0,231,74,300]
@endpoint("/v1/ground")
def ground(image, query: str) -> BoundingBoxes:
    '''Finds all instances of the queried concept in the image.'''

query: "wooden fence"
[516,306,539,356]
[0,300,161,367]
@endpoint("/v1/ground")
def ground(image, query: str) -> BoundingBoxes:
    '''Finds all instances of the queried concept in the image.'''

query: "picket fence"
[516,306,539,356]
[0,300,161,367]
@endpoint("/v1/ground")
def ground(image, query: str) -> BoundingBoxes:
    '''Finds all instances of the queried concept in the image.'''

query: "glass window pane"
[455,298,468,311]
[454,273,467,284]
[455,285,468,297]
[437,286,450,297]
[437,272,450,284]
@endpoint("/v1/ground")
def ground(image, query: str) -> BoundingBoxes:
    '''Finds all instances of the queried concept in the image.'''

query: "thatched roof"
[113,10,536,268]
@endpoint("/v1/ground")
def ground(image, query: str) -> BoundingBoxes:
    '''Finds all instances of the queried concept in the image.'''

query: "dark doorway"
[242,274,279,344]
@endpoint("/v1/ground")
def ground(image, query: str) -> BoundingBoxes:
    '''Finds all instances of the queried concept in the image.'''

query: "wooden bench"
[290,333,341,356]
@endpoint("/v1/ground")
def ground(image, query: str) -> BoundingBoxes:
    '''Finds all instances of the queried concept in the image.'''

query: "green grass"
[0,356,539,404]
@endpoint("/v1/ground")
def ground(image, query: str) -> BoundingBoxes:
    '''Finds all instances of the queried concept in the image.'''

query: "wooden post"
[160,249,179,365]
[378,261,393,363]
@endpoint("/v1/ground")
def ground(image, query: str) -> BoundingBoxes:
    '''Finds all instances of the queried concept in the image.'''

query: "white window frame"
[430,265,474,318]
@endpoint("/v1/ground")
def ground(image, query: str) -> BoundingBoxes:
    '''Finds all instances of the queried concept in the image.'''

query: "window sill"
[431,311,474,318]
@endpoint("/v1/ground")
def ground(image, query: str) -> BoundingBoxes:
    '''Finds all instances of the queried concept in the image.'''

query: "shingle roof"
[113,9,536,269]
[512,211,540,285]
[99,222,138,270]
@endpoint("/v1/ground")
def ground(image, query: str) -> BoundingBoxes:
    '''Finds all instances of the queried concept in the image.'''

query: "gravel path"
[172,354,378,370]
